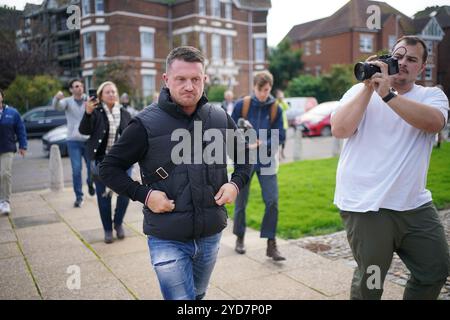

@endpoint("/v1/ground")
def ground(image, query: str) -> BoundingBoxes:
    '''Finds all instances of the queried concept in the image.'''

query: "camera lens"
[354,62,366,81]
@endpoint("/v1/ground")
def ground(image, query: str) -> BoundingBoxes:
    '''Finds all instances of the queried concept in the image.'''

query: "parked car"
[284,97,318,128]
[294,101,340,137]
[42,125,68,157]
[22,106,67,138]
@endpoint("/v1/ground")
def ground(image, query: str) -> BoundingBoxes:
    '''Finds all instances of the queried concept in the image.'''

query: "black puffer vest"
[135,88,229,241]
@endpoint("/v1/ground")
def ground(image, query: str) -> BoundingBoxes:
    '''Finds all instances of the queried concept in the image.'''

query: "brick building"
[17,0,82,83]
[80,0,271,103]
[285,0,446,88]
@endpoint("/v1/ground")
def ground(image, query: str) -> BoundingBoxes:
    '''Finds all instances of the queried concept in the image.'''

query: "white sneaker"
[1,201,10,215]
[0,201,6,215]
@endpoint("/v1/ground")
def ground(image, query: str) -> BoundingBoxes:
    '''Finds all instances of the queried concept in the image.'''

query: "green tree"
[268,38,303,91]
[321,64,357,101]
[206,85,226,102]
[286,75,329,103]
[93,62,135,99]
[5,75,62,114]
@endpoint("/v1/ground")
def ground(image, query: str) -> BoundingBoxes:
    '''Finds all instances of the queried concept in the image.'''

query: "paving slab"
[0,256,41,300]
[0,242,22,259]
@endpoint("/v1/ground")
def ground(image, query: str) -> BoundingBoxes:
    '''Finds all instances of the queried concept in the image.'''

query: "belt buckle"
[156,167,169,179]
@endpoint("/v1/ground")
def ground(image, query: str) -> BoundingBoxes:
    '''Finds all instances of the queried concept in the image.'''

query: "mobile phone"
[88,88,97,100]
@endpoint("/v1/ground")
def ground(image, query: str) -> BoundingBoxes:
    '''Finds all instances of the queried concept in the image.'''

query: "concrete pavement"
[0,187,405,300]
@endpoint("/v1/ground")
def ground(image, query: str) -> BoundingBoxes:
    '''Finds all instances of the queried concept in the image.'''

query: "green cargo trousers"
[340,202,449,300]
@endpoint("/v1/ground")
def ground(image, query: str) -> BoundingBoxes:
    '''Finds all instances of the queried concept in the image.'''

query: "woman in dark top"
[79,81,132,243]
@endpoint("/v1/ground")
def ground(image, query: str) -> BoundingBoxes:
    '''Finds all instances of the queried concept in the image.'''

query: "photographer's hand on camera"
[369,60,391,99]
[54,91,65,100]
[85,96,99,114]
[145,190,175,213]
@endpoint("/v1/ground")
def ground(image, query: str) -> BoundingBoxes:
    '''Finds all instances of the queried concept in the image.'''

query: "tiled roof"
[286,0,415,42]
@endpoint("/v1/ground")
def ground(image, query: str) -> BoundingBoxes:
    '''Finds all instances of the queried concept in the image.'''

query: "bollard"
[293,128,303,161]
[49,144,64,192]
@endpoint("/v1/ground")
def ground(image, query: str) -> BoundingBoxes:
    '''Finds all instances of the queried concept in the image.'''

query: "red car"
[294,101,340,137]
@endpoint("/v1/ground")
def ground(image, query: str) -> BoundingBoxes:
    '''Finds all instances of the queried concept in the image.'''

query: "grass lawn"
[227,141,450,240]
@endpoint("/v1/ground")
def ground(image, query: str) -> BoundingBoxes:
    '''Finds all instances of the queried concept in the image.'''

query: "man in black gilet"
[99,46,251,300]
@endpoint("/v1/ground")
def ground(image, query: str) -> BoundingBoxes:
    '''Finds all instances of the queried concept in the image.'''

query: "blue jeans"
[233,167,279,239]
[147,232,221,300]
[94,167,132,232]
[66,140,91,201]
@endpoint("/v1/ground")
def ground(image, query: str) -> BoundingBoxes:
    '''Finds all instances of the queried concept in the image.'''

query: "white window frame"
[255,38,265,63]
[181,34,188,46]
[199,0,206,16]
[359,34,373,53]
[426,40,433,55]
[83,33,93,59]
[226,36,233,61]
[225,2,232,20]
[140,31,155,59]
[315,39,321,54]
[96,31,105,58]
[388,35,396,50]
[315,65,321,77]
[199,32,207,55]
[142,74,156,100]
[212,34,222,60]
[82,0,90,15]
[211,0,221,18]
[304,41,310,56]
[425,65,433,81]
[85,76,93,90]
[95,0,104,14]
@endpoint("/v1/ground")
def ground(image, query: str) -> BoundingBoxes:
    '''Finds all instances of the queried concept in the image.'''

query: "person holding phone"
[52,79,94,208]
[79,81,132,243]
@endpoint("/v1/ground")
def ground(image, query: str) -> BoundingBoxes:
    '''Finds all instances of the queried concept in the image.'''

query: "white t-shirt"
[334,83,449,212]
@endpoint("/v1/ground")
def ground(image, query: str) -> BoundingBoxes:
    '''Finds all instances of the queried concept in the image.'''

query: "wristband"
[382,90,397,103]
[145,189,153,205]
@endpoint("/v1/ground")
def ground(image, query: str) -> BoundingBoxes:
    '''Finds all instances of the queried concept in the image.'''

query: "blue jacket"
[0,105,28,154]
[231,95,285,170]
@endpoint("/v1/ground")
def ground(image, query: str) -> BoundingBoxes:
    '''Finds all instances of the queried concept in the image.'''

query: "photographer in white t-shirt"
[331,36,449,300]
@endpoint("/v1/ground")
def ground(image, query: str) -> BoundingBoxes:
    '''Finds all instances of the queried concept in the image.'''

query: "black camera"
[354,55,399,81]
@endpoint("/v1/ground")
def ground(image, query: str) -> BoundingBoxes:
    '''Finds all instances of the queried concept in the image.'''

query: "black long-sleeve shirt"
[99,113,251,205]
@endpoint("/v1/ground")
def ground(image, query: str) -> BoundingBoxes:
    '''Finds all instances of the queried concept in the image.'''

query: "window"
[211,0,221,18]
[96,31,105,58]
[181,34,188,46]
[142,75,155,100]
[426,40,433,55]
[199,32,207,55]
[304,41,310,56]
[226,36,233,61]
[315,65,321,76]
[140,32,154,59]
[85,76,93,90]
[95,0,104,14]
[225,2,232,20]
[315,40,321,54]
[388,35,396,50]
[425,66,432,80]
[360,34,373,53]
[83,33,93,59]
[255,38,265,62]
[212,34,221,60]
[82,0,90,15]
[199,0,206,16]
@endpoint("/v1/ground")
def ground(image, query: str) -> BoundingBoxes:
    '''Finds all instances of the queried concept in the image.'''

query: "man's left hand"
[214,183,238,206]
[18,149,26,157]
[369,60,391,99]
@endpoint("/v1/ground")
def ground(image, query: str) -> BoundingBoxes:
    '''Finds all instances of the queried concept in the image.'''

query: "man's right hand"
[145,190,175,213]
[55,91,64,100]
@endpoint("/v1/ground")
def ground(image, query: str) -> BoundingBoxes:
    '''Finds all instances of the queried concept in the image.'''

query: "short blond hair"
[96,81,119,102]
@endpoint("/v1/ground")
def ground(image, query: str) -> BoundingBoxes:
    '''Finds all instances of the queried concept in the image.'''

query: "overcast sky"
[2,0,448,47]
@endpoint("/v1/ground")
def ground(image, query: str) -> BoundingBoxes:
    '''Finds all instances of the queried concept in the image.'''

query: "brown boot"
[235,236,246,254]
[266,238,286,261]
